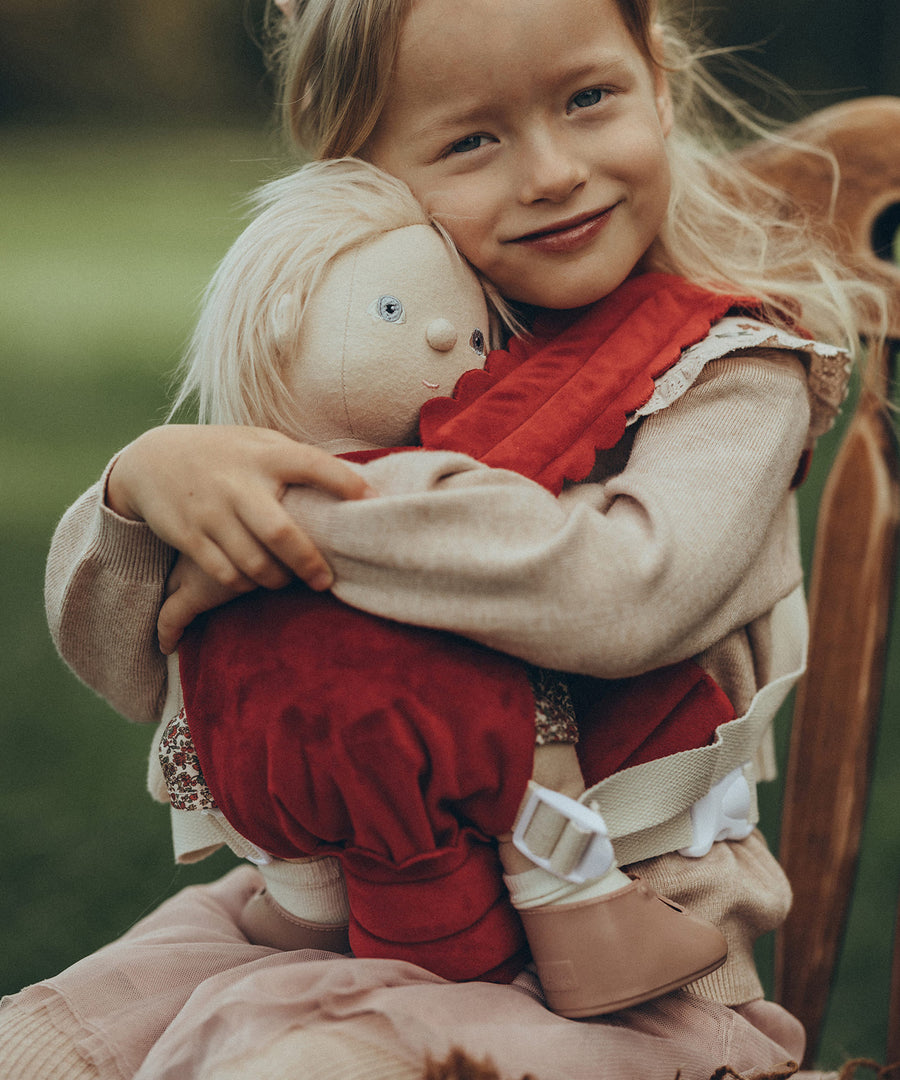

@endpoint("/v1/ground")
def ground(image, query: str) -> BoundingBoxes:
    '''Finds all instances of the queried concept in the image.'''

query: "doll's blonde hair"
[172,158,437,434]
[265,0,887,358]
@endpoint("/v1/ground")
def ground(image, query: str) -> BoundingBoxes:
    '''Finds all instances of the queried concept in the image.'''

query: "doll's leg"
[178,587,537,983]
[496,670,728,1018]
[238,856,352,953]
[159,702,352,953]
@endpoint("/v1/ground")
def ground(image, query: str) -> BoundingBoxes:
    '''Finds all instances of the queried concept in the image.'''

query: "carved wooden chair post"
[741,97,900,1066]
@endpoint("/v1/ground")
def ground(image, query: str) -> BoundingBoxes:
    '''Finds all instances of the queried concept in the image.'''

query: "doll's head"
[176,157,491,450]
[280,219,490,451]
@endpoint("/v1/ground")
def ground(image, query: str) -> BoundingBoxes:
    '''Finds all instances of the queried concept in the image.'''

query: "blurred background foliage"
[0,0,271,124]
[2,0,900,126]
[1,0,898,1071]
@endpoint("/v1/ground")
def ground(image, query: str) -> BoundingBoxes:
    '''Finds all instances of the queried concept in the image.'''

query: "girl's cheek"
[421,195,475,249]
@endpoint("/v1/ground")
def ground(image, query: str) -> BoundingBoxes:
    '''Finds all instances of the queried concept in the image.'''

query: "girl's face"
[364,0,673,310]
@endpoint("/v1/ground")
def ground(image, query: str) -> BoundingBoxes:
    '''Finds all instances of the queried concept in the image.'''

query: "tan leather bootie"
[519,876,727,1017]
[238,886,351,953]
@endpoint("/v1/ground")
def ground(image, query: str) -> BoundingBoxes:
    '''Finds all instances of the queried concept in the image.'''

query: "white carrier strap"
[581,585,808,867]
[170,807,350,924]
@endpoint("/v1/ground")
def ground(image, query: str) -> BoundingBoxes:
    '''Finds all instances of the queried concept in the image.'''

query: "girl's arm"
[45,470,175,724]
[46,425,373,723]
[107,425,374,593]
[276,353,811,676]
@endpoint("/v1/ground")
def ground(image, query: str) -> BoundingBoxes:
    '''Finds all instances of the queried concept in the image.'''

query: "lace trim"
[628,316,851,443]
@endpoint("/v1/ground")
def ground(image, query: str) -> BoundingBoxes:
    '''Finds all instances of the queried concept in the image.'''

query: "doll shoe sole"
[238,886,351,953]
[518,877,727,1018]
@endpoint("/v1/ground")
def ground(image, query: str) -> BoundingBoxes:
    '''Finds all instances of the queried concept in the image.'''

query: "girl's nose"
[426,318,457,352]
[519,134,587,204]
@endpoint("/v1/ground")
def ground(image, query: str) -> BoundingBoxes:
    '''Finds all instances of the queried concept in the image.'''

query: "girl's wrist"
[104,453,144,521]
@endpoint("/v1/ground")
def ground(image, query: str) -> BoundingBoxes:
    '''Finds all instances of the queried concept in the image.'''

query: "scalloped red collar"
[416,273,756,494]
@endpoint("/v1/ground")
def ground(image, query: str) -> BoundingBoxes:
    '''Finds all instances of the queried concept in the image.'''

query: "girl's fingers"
[158,580,236,654]
[157,592,193,654]
[184,533,260,594]
[161,553,250,653]
[192,502,334,593]
[274,442,377,502]
[113,427,359,591]
[235,500,334,589]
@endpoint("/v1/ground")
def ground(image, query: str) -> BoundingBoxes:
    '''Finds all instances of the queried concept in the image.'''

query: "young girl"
[152,154,732,1014]
[36,0,884,1066]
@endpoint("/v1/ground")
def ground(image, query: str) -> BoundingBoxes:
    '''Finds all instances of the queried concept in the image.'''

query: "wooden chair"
[740,97,900,1067]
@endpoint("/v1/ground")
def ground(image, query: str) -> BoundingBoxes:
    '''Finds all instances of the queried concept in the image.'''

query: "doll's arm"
[283,353,811,677]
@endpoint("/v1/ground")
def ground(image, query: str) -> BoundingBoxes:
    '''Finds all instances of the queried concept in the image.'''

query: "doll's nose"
[426,319,458,352]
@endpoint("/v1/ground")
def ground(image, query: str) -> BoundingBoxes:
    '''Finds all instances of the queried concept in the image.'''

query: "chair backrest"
[739,97,900,1066]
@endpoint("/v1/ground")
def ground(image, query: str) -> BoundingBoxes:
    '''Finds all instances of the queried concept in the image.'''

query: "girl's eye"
[370,295,405,323]
[570,88,605,111]
[448,134,491,155]
[469,329,486,356]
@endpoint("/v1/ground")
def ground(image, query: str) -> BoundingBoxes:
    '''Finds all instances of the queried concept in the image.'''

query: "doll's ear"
[271,292,297,350]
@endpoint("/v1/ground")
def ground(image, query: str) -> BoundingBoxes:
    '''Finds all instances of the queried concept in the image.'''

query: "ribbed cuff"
[95,457,175,583]
[0,1000,99,1080]
[263,855,351,924]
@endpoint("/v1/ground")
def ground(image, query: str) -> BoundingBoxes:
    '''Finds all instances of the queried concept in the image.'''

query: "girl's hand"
[157,554,242,654]
[107,423,374,597]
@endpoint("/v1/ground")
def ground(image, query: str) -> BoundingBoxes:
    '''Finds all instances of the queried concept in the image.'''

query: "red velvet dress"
[178,275,748,982]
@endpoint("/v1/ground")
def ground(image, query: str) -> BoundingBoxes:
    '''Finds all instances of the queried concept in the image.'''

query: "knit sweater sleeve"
[284,353,811,676]
[44,461,175,724]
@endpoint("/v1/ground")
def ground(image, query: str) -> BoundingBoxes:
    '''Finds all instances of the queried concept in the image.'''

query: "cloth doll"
[149,157,730,1018]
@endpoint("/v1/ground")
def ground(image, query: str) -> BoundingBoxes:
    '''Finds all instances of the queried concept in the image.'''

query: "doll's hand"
[107,424,373,598]
[158,554,248,654]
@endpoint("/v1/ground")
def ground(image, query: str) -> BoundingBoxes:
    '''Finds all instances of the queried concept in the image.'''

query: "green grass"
[1,124,898,1070]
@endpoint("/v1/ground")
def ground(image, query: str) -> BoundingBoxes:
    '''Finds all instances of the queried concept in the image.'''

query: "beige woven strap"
[584,585,808,866]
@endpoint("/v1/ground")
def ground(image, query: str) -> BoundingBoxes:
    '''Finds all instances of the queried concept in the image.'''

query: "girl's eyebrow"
[563,54,634,85]
[411,104,495,144]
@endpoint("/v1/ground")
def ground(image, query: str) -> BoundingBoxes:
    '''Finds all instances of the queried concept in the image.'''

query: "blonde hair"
[265,0,887,358]
[267,0,413,158]
[171,158,433,433]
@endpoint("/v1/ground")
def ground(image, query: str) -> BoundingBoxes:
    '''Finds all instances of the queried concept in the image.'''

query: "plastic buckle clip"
[679,764,754,859]
[512,784,616,884]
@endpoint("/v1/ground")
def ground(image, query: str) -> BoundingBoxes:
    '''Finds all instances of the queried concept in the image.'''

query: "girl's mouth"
[511,205,617,254]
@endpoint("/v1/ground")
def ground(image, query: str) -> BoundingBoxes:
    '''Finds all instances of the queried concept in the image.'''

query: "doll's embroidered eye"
[469,329,486,356]
[369,295,405,323]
